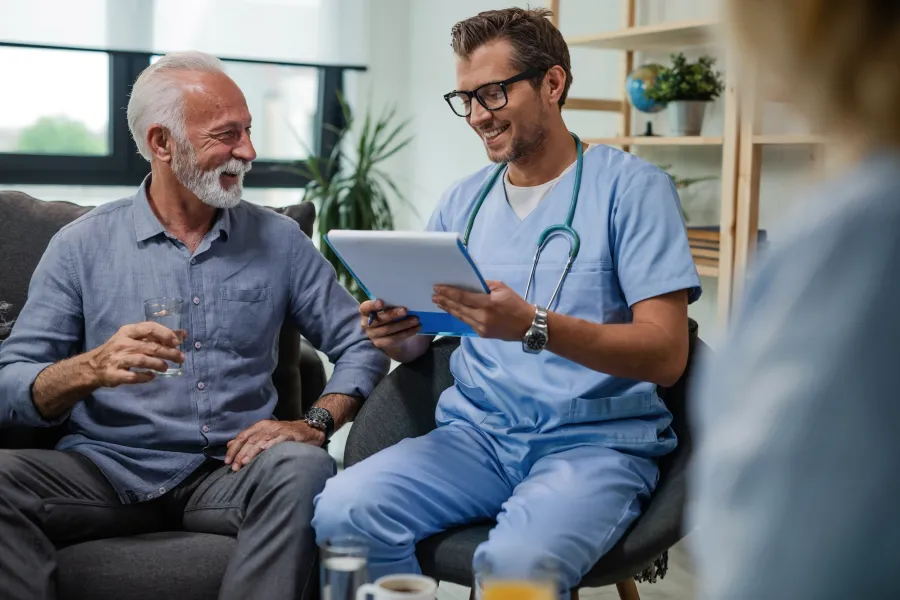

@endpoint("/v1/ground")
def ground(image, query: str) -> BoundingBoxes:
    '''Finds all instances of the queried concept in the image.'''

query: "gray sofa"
[0,190,329,599]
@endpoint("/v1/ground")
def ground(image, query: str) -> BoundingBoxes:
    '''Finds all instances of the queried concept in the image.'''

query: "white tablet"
[323,230,489,337]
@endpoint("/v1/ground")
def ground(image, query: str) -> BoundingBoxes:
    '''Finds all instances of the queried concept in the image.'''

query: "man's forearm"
[32,353,99,420]
[545,313,687,387]
[312,393,362,431]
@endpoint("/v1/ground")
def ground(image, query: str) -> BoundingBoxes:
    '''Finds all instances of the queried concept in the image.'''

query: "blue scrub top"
[427,145,701,470]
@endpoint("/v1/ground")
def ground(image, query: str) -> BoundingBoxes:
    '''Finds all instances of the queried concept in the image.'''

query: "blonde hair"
[725,0,900,146]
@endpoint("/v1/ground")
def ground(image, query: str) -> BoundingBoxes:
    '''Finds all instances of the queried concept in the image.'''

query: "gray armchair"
[0,190,328,599]
[345,319,708,600]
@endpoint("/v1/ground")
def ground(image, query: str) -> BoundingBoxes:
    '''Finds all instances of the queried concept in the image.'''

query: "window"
[227,62,320,161]
[0,42,362,188]
[0,47,110,156]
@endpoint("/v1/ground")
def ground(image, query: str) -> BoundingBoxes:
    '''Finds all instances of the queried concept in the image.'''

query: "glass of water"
[143,297,185,377]
[321,536,368,600]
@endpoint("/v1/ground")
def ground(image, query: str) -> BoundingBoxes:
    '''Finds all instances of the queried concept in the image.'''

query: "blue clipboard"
[322,230,490,337]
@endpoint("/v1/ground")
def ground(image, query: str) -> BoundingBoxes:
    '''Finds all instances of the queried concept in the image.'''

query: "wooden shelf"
[586,136,723,147]
[564,98,624,112]
[566,19,718,51]
[696,263,719,278]
[753,134,829,145]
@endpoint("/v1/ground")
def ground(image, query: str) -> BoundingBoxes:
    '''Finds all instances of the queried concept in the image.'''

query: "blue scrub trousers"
[312,420,658,593]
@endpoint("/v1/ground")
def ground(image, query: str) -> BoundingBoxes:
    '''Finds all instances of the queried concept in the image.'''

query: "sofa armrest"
[344,337,460,468]
[298,337,327,414]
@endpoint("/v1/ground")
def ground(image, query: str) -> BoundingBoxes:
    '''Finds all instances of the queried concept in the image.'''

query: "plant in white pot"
[646,53,724,136]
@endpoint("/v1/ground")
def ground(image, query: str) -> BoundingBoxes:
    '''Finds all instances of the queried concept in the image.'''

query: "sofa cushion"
[56,532,235,600]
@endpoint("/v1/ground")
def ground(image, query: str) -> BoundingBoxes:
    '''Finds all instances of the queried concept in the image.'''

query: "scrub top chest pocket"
[220,287,274,352]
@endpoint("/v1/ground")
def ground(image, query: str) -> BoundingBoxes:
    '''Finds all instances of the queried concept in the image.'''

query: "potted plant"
[288,96,414,302]
[646,53,725,136]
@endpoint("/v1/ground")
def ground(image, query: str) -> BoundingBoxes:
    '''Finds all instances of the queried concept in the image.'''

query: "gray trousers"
[0,441,336,600]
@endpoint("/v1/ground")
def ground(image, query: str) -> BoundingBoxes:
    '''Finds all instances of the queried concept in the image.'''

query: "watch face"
[525,331,547,351]
[306,407,334,433]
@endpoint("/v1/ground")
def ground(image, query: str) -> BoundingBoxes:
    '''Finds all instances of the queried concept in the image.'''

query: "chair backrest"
[655,317,706,477]
[0,190,319,449]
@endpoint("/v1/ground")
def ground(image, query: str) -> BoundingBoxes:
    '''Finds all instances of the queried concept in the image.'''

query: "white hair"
[127,51,226,161]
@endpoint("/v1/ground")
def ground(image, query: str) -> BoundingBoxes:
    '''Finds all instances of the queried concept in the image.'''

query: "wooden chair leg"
[570,589,579,600]
[615,578,641,600]
[468,588,476,600]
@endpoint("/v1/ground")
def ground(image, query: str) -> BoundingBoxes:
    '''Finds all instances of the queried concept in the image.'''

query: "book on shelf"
[693,256,719,268]
[686,226,768,245]
[689,247,719,260]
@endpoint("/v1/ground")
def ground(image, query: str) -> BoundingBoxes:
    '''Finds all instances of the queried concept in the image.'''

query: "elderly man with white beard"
[0,51,389,600]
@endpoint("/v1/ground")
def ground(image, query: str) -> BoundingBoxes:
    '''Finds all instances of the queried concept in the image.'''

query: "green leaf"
[645,52,724,103]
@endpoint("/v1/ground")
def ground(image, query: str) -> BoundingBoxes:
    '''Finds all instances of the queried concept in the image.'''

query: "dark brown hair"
[450,7,573,108]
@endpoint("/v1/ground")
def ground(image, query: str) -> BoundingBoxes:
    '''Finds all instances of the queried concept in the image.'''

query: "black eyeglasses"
[443,68,544,117]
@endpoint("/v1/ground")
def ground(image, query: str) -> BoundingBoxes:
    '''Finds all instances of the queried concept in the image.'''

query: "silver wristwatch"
[522,306,549,354]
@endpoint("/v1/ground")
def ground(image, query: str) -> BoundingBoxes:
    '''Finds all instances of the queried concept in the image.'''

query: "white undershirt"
[503,143,596,220]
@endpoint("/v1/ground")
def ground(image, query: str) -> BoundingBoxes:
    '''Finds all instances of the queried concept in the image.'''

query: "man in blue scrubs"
[313,7,701,593]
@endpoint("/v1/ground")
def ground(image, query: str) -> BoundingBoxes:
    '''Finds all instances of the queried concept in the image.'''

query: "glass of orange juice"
[476,555,559,600]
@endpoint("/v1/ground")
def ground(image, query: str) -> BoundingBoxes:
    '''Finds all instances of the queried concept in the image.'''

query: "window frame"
[0,41,363,188]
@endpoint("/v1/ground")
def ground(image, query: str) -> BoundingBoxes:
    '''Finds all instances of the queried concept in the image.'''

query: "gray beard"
[171,142,251,209]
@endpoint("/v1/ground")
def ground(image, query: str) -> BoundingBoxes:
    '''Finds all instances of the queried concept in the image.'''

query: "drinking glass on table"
[475,555,558,600]
[143,297,185,376]
[321,536,369,600]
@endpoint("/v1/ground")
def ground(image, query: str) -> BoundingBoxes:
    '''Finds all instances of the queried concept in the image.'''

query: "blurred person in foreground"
[0,51,388,599]
[690,2,900,598]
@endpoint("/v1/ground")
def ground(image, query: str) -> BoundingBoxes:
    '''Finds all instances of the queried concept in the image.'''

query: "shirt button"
[146,493,154,500]
[194,341,202,350]
[197,381,205,390]
[159,487,166,494]
[202,424,210,433]
[190,258,196,265]
[192,297,200,305]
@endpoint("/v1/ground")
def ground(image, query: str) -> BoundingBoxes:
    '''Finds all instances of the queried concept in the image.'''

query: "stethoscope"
[461,132,584,311]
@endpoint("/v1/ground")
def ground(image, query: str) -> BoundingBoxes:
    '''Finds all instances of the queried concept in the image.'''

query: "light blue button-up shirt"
[0,179,389,503]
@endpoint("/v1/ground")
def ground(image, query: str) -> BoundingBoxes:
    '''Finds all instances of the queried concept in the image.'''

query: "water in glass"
[143,297,184,376]
[321,537,368,600]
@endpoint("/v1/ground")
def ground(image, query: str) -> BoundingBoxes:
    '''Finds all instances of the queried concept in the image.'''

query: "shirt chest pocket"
[220,287,275,353]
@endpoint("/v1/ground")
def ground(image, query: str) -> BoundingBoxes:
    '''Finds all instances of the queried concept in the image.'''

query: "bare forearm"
[312,393,363,431]
[32,353,100,420]
[545,313,687,387]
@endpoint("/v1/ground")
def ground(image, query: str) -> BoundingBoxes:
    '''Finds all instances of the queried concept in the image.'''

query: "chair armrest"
[344,337,460,468]
[272,336,327,422]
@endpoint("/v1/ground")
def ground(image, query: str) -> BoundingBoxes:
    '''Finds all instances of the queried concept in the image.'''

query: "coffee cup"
[355,574,437,599]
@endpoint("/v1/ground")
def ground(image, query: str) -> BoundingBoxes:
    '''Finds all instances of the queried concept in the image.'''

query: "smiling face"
[455,39,549,164]
[169,71,256,208]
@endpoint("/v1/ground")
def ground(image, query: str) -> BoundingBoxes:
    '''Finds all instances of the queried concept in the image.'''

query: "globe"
[626,64,666,114]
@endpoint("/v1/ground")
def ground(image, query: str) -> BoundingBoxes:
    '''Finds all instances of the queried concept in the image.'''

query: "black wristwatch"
[303,407,334,440]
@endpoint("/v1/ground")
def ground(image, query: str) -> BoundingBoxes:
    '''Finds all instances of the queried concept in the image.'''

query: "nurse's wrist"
[518,304,538,337]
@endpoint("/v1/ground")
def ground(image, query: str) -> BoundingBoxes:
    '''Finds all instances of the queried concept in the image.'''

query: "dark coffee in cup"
[381,579,427,593]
